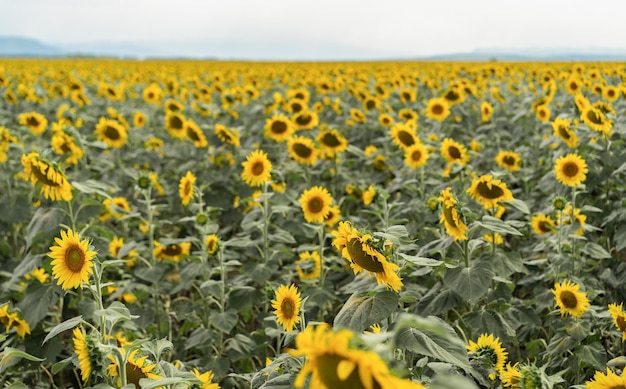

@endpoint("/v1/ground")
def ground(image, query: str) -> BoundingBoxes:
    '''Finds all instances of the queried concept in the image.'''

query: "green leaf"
[139,377,186,389]
[212,309,238,333]
[42,315,83,345]
[581,242,611,259]
[398,253,443,267]
[5,383,28,389]
[428,374,480,389]
[0,347,45,372]
[503,199,530,215]
[71,179,115,198]
[443,260,494,304]
[477,215,523,236]
[334,291,398,332]
[25,207,63,249]
[259,374,296,389]
[579,343,607,369]
[18,283,58,328]
[52,356,74,374]
[94,301,138,328]
[229,286,263,310]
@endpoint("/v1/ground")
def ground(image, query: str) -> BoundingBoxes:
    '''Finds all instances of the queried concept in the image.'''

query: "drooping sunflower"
[94,117,128,148]
[324,205,342,228]
[292,110,319,130]
[531,214,555,235]
[438,188,468,241]
[295,251,322,281]
[264,114,294,142]
[179,170,196,206]
[466,175,514,209]
[287,135,319,165]
[390,123,417,150]
[480,101,494,122]
[552,280,590,318]
[19,112,48,135]
[185,119,208,148]
[467,333,508,378]
[425,97,451,122]
[4,89,18,105]
[440,138,470,167]
[0,304,31,338]
[21,152,73,201]
[331,222,403,292]
[48,229,96,290]
[73,327,93,382]
[205,234,219,255]
[214,124,241,147]
[241,149,272,187]
[299,186,333,223]
[495,151,521,172]
[574,93,591,112]
[608,303,626,340]
[551,118,578,148]
[554,153,588,187]
[500,363,521,388]
[153,241,191,262]
[288,324,425,389]
[107,349,162,387]
[581,106,612,134]
[585,369,626,389]
[404,143,429,169]
[51,131,84,165]
[361,185,376,206]
[316,128,348,158]
[271,284,302,332]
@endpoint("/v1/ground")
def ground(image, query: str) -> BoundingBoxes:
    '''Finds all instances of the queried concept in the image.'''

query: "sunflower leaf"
[443,260,494,304]
[0,347,45,373]
[333,291,398,332]
[211,309,239,333]
[477,215,523,236]
[42,315,83,345]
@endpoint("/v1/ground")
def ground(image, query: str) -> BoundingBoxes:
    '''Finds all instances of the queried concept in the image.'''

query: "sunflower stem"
[491,206,496,256]
[463,239,470,268]
[556,210,563,255]
[317,223,325,288]
[143,187,156,267]
[218,244,226,356]
[262,181,270,264]
[66,199,77,232]
[91,261,107,340]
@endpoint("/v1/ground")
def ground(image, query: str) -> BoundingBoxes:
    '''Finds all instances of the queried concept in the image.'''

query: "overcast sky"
[2,0,626,59]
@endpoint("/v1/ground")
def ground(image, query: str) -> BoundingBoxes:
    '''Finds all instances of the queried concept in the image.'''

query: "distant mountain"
[424,47,626,61]
[0,36,65,57]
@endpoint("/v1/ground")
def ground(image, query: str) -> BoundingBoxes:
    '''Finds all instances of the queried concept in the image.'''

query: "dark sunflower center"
[32,162,61,187]
[271,120,288,134]
[251,161,265,176]
[448,146,461,159]
[126,361,149,388]
[538,108,547,118]
[559,290,578,308]
[444,90,459,102]
[608,90,616,97]
[163,244,182,256]
[317,354,381,389]
[186,127,200,141]
[167,103,180,111]
[617,315,626,332]
[365,99,376,110]
[402,112,415,120]
[382,117,391,124]
[61,142,72,153]
[307,196,324,213]
[147,92,155,99]
[26,116,40,127]
[411,149,422,161]
[295,92,305,100]
[104,126,121,140]
[538,221,551,233]
[398,131,415,147]
[65,245,85,272]
[219,130,232,142]
[280,298,295,319]
[503,156,516,166]
[442,204,458,228]
[432,104,444,115]
[296,114,312,126]
[293,143,313,158]
[169,116,184,130]
[402,92,411,100]
[321,132,341,147]
[558,126,571,140]
[476,181,505,199]
[346,238,384,273]
[563,162,579,177]
[183,181,192,196]
[569,82,578,91]
[586,109,604,125]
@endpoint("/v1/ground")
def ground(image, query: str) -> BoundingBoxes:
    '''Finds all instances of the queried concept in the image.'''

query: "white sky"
[2,0,626,58]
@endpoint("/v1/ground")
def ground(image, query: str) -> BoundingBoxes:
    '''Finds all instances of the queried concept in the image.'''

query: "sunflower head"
[426,97,451,122]
[467,333,508,378]
[264,114,294,142]
[552,280,590,318]
[404,143,429,169]
[241,150,272,187]
[299,186,333,223]
[179,170,197,206]
[466,175,514,209]
[554,153,588,187]
[438,188,468,241]
[48,229,97,290]
[287,135,319,165]
[205,234,219,255]
[271,284,302,332]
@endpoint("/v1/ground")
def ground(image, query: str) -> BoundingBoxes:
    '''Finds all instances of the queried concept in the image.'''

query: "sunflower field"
[1,59,626,389]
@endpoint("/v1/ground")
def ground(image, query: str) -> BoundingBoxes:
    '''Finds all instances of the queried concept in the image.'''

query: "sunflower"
[292,110,319,130]
[295,251,322,281]
[164,98,184,112]
[214,124,241,147]
[377,113,394,127]
[350,108,367,123]
[73,328,93,382]
[190,368,221,389]
[331,222,403,292]
[165,111,187,139]
[324,205,342,228]
[317,129,348,157]
[495,151,521,172]
[585,369,626,389]
[0,304,30,338]
[466,175,514,209]
[399,87,417,103]
[4,89,18,105]
[70,90,91,107]
[574,93,591,112]
[179,170,196,206]
[565,77,581,95]
[500,363,521,388]
[608,303,626,340]
[19,112,48,135]
[594,101,616,116]
[425,97,451,122]
[271,284,302,332]
[442,87,465,105]
[287,135,319,165]
[398,108,418,122]
[440,138,470,167]
[94,117,128,148]
[21,152,73,201]
[144,137,164,151]
[531,214,555,235]
[551,118,579,148]
[480,101,494,123]
[438,188,468,241]
[205,234,219,255]
[185,119,208,148]
[108,237,138,267]
[101,197,131,221]
[133,112,146,128]
[264,114,294,142]
[390,123,417,150]
[286,98,306,114]
[108,349,162,387]
[50,131,84,165]
[153,241,191,262]
[143,83,163,105]
[404,143,429,169]
[48,229,96,290]
[535,104,551,122]
[554,153,587,187]
[603,85,620,102]
[241,149,272,187]
[560,204,587,236]
[288,324,425,389]
[467,333,508,379]
[552,280,590,318]
[581,106,612,134]
[287,87,310,103]
[299,186,333,223]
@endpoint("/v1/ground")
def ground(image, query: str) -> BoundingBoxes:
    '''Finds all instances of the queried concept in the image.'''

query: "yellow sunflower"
[288,324,425,389]
[440,138,470,167]
[378,113,394,127]
[108,237,138,267]
[495,151,521,172]
[438,188,468,241]
[190,368,221,389]
[466,175,514,209]
[295,251,322,281]
[19,112,48,135]
[581,106,612,134]
[51,131,84,165]
[205,234,219,255]
[603,85,620,102]
[73,328,92,382]
[5,89,18,105]
[21,152,73,201]
[241,149,272,187]
[608,303,626,340]
[153,241,191,262]
[398,108,418,122]
[551,118,578,148]
[48,229,96,290]
[331,222,403,292]
[144,137,164,152]
[565,77,581,95]
[133,112,146,128]
[324,205,342,228]
[317,129,348,158]
[287,135,319,165]
[299,186,333,223]
[585,369,626,389]
[214,124,241,147]
[143,83,164,105]
[554,153,587,187]
[185,119,208,148]
[271,284,302,332]
[552,280,590,318]
[390,123,417,150]
[94,117,128,148]
[398,88,417,103]
[108,349,162,387]
[350,108,367,123]
[292,110,319,130]
[500,363,521,388]
[531,214,555,235]
[361,185,376,206]
[560,204,587,236]
[535,104,551,122]
[101,197,131,221]
[425,97,451,122]
[467,333,508,379]
[179,170,196,206]
[404,143,429,169]
[264,114,294,142]
[165,111,187,139]
[480,101,494,123]
[0,304,31,338]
